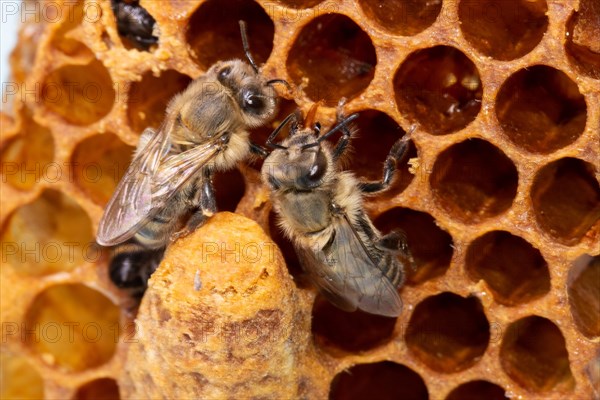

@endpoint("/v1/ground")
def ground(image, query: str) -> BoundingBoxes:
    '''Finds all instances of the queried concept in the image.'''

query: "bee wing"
[97,122,221,246]
[97,126,169,246]
[150,140,220,200]
[298,213,403,317]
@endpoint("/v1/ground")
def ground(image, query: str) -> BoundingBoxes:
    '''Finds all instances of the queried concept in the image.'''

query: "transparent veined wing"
[150,139,220,200]
[96,122,221,246]
[97,126,168,246]
[297,213,403,317]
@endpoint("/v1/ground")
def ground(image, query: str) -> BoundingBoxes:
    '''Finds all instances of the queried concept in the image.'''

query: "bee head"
[262,126,331,191]
[262,111,357,191]
[208,60,278,128]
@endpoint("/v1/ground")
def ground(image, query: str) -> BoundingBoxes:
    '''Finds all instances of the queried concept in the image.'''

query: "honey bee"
[97,22,285,295]
[110,0,158,50]
[261,107,415,317]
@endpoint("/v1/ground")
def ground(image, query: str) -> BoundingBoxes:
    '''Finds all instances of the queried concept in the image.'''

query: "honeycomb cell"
[127,70,192,133]
[23,283,120,372]
[465,231,550,306]
[213,168,245,212]
[50,0,91,57]
[495,66,587,154]
[394,46,482,135]
[71,133,134,206]
[343,110,415,194]
[311,297,397,353]
[277,0,323,8]
[41,59,115,125]
[1,190,95,276]
[568,254,600,338]
[445,380,508,400]
[373,208,453,285]
[458,0,548,61]
[358,0,442,36]
[406,292,490,373]
[531,158,600,245]
[287,14,377,106]
[329,361,428,400]
[565,0,600,79]
[0,353,44,400]
[268,210,304,283]
[1,117,54,191]
[430,139,518,224]
[74,378,120,400]
[186,0,274,69]
[500,316,574,392]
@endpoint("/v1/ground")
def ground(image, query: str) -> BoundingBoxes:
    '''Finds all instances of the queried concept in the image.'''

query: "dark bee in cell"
[261,106,416,317]
[110,0,158,50]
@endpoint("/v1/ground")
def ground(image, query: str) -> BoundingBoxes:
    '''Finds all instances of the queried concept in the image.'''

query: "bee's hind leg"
[376,230,417,273]
[357,133,412,194]
[171,171,217,242]
[376,230,410,253]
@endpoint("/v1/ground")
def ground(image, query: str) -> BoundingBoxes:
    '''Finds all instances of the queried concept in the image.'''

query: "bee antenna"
[239,20,259,73]
[266,113,296,149]
[319,113,358,142]
[302,113,358,150]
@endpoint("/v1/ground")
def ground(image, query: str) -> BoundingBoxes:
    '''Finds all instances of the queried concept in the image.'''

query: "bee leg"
[331,98,351,160]
[357,135,411,193]
[177,207,211,240]
[376,230,410,254]
[171,173,217,241]
[331,124,352,161]
[376,231,417,273]
[171,213,208,242]
[249,141,269,158]
[189,172,217,229]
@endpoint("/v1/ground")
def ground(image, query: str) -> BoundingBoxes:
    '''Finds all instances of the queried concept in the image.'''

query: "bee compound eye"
[242,90,265,114]
[218,66,232,82]
[308,149,327,182]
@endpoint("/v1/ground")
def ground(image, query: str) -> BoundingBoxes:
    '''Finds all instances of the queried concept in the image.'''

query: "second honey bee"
[97,22,283,295]
[261,108,415,317]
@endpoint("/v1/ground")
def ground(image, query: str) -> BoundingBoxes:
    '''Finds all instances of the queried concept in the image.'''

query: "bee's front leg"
[332,98,353,161]
[249,141,269,158]
[171,172,217,242]
[357,131,413,194]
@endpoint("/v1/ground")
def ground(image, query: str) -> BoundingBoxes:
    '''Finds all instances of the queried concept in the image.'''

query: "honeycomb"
[1,0,599,398]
